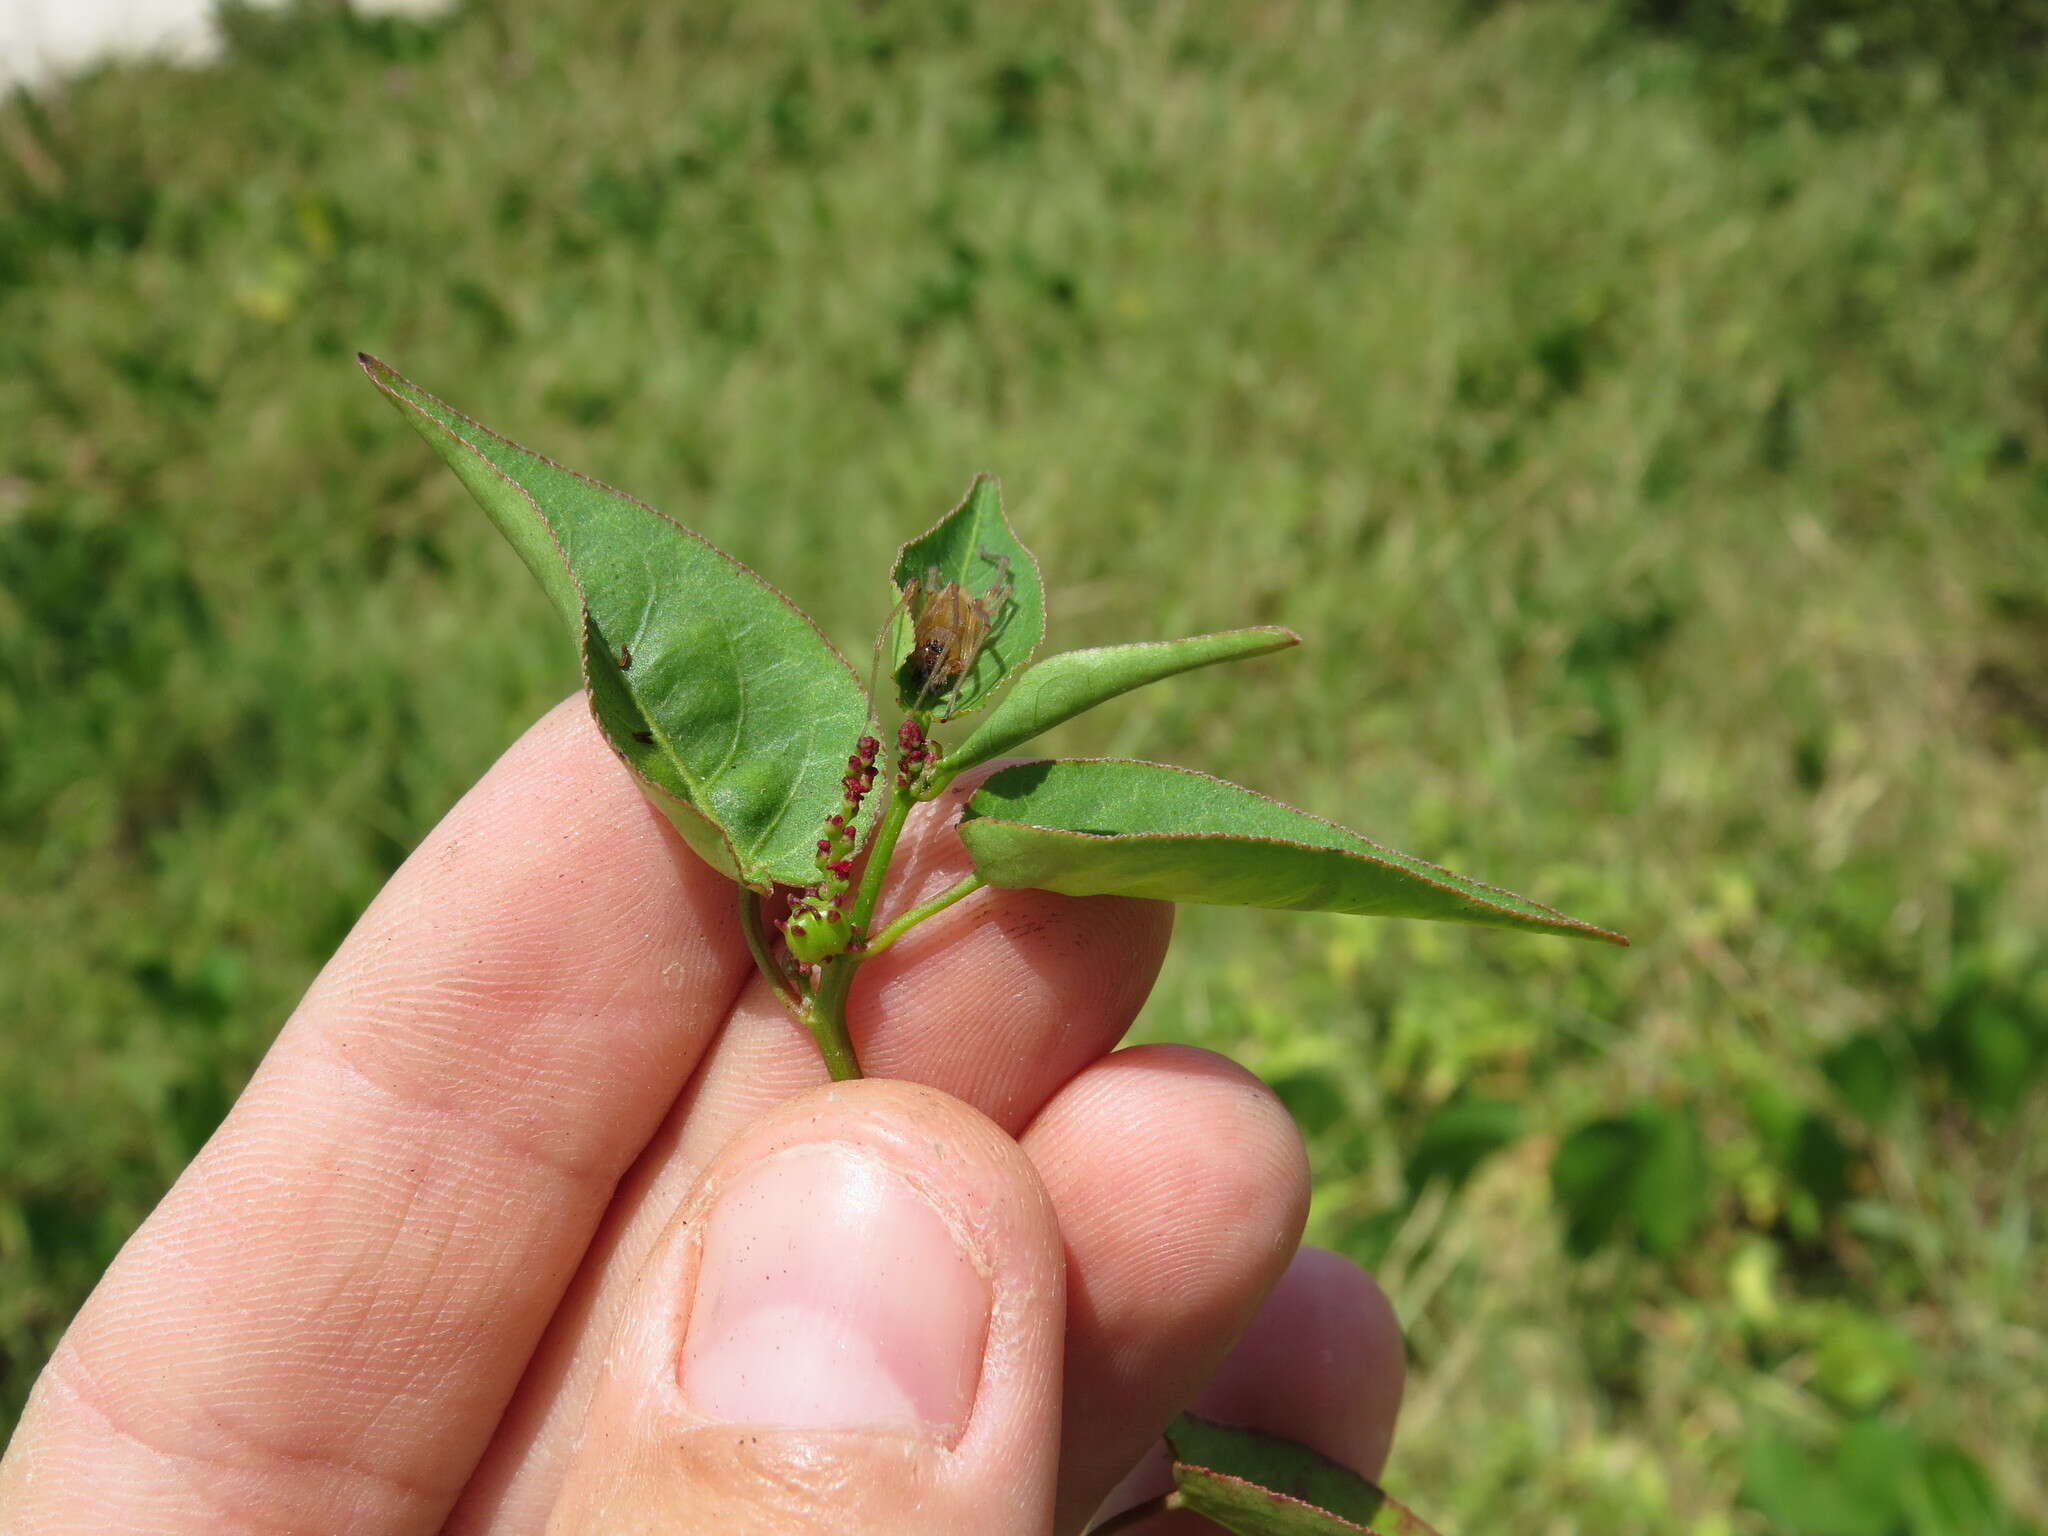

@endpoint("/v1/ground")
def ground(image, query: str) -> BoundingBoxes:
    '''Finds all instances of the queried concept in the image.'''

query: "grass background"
[3,0,2045,1529]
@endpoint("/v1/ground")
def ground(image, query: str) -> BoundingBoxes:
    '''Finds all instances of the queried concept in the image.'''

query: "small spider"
[897,552,1011,718]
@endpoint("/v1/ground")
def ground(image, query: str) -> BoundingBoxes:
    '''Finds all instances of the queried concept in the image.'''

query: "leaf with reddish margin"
[362,355,873,889]
[1162,1413,1446,1536]
[962,759,1628,944]
[945,628,1300,775]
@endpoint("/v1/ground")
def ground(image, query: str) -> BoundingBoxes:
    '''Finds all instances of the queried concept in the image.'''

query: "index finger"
[0,698,751,1535]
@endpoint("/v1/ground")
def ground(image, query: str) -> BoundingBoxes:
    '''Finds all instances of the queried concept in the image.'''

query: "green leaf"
[1744,1420,2035,1536]
[1741,1420,1904,1536]
[1549,1101,1710,1259]
[960,759,1627,944]
[1821,1030,1907,1124]
[1905,1441,2031,1536]
[1404,1094,1525,1197]
[945,628,1299,775]
[1164,1413,1442,1536]
[1632,1099,1710,1256]
[1547,1115,1641,1257]
[361,355,871,889]
[883,474,1044,720]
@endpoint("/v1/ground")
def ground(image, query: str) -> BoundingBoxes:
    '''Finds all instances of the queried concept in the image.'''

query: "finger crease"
[46,1344,452,1532]
[314,1030,617,1199]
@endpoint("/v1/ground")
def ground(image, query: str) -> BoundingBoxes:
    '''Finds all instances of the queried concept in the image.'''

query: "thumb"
[547,1079,1066,1536]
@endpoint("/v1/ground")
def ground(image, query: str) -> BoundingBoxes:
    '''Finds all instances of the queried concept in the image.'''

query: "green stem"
[850,777,919,937]
[802,772,920,1081]
[739,887,804,1022]
[800,996,862,1081]
[862,871,985,957]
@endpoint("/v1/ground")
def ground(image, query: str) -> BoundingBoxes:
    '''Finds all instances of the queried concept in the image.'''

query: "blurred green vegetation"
[1603,0,2048,122]
[3,1,2044,1529]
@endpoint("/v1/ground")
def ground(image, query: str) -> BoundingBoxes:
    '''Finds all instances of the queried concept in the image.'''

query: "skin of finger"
[1097,1245,1407,1534]
[449,769,1173,1533]
[546,1080,1065,1536]
[0,698,753,1535]
[848,769,1174,1128]
[1013,1045,1312,1535]
[446,979,831,1533]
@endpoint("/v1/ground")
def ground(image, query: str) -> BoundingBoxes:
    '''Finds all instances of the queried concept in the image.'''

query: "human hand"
[0,698,1404,1534]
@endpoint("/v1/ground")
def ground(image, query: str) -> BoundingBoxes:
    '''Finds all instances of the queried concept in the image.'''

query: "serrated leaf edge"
[1164,1413,1446,1536]
[361,356,864,685]
[1170,1467,1384,1535]
[361,354,870,887]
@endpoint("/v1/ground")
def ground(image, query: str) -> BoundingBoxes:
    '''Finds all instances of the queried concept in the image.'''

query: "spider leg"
[936,647,974,721]
[867,578,919,725]
[972,549,1015,641]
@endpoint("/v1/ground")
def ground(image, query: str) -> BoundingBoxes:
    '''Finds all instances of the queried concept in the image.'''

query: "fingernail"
[680,1145,990,1435]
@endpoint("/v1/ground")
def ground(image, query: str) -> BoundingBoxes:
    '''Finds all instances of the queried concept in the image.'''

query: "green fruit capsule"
[785,905,851,965]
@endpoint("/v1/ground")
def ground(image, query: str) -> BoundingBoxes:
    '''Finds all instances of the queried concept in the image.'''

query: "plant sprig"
[364,354,1627,1534]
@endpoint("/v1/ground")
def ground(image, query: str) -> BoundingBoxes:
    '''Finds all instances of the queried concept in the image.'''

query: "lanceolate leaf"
[961,759,1627,944]
[946,628,1300,776]
[1164,1414,1445,1536]
[362,356,871,889]
[578,612,750,882]
[882,474,1044,720]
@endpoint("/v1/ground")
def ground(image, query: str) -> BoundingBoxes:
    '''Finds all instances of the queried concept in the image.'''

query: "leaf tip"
[358,353,404,397]
[1565,917,1631,947]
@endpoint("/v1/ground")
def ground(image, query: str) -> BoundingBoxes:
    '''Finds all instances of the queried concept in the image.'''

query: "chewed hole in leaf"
[882,474,1045,721]
[894,550,1017,720]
